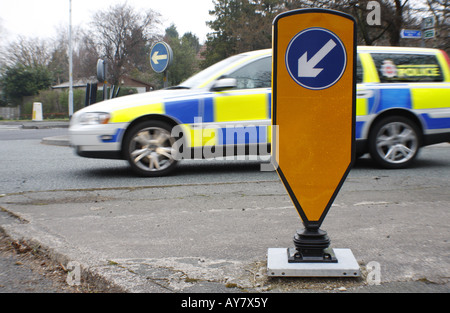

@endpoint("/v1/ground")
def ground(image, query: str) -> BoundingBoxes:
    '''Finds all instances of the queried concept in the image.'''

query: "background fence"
[0,106,20,120]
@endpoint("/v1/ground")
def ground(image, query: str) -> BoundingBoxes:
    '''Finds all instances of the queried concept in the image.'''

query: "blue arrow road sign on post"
[150,42,173,73]
[286,27,347,90]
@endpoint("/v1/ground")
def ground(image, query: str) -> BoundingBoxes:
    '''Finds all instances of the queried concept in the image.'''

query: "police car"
[69,47,450,176]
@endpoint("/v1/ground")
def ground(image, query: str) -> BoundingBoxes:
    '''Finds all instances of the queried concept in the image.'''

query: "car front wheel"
[124,120,179,176]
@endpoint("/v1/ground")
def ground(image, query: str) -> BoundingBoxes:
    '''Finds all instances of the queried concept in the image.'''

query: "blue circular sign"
[286,28,347,90]
[150,42,173,73]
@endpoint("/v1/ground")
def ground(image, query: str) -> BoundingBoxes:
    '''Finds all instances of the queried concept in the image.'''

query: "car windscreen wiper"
[165,86,190,90]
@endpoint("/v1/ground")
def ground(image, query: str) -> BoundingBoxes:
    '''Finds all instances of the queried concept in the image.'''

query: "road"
[0,126,449,294]
[0,127,278,194]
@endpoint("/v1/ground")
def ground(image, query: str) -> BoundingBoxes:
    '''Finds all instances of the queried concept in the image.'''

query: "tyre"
[124,120,179,176]
[368,116,421,169]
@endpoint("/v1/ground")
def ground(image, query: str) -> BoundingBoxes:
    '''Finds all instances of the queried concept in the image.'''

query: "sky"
[0,0,215,44]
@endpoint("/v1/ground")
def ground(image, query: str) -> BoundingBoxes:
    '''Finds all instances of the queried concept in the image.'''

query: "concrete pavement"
[1,177,449,293]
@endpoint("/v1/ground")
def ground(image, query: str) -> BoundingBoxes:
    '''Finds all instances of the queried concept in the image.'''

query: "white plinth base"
[267,248,360,277]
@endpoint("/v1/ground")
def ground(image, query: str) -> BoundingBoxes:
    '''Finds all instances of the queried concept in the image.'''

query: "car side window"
[371,53,444,83]
[226,56,272,89]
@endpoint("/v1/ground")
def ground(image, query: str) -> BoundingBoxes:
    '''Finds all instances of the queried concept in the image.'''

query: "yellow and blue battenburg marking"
[355,83,450,138]
[355,47,450,139]
[106,90,272,147]
[104,46,448,148]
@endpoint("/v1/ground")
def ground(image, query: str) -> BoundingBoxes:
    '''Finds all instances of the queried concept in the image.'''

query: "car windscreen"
[178,54,246,89]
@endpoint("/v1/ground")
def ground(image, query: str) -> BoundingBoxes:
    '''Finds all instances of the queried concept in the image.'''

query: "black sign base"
[288,228,338,263]
[287,247,337,263]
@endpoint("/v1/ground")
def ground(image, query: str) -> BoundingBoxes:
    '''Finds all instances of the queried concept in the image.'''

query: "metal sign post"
[68,0,74,117]
[268,8,360,277]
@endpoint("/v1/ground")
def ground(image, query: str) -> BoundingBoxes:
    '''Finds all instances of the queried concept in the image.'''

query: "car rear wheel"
[368,116,421,169]
[124,120,179,176]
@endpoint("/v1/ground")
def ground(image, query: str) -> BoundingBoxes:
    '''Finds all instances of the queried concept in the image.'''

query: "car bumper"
[69,123,128,159]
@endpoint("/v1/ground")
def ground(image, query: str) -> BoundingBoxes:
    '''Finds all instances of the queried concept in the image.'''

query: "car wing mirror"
[210,78,237,91]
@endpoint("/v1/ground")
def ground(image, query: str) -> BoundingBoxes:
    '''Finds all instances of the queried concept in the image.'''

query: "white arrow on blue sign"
[150,42,173,73]
[400,29,422,39]
[286,28,347,90]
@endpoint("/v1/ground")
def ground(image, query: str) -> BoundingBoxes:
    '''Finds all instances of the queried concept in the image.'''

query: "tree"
[48,32,69,85]
[349,0,414,46]
[90,3,161,85]
[0,64,52,105]
[0,36,54,107]
[163,25,200,86]
[421,0,450,52]
[283,0,415,46]
[72,31,100,80]
[2,36,51,68]
[203,0,433,67]
[202,0,271,67]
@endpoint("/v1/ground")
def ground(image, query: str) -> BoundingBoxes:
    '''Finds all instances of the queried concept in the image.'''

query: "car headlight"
[79,112,111,125]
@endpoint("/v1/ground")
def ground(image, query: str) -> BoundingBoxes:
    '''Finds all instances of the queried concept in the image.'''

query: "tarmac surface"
[0,120,449,295]
[0,120,107,293]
